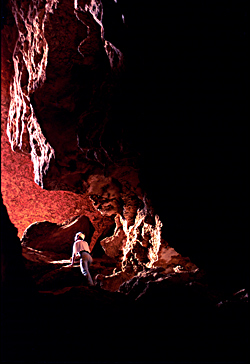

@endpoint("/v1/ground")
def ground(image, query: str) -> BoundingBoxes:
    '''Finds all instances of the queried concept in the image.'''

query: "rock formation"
[1,1,248,362]
[2,0,170,274]
[21,214,94,255]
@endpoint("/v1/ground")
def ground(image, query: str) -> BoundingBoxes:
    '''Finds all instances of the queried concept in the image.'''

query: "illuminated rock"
[100,214,126,260]
[2,0,140,237]
[94,237,198,292]
[7,0,58,187]
[5,0,127,193]
[2,0,196,284]
[21,214,94,255]
[120,205,163,270]
[154,241,199,273]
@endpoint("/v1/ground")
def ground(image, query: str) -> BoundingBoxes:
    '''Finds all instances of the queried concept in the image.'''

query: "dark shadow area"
[131,2,249,294]
[1,194,249,364]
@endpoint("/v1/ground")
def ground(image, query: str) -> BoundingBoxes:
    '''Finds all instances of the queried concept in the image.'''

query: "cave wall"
[1,0,248,292]
[1,2,92,240]
[1,0,166,273]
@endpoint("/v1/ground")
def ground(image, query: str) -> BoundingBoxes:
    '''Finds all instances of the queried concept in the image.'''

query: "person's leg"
[80,252,94,286]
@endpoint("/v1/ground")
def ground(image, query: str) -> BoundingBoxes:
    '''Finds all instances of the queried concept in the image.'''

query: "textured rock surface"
[1,0,165,271]
[1,4,112,245]
[100,214,126,259]
[6,0,58,185]
[5,0,130,192]
[21,214,94,255]
[1,122,114,247]
[94,239,198,292]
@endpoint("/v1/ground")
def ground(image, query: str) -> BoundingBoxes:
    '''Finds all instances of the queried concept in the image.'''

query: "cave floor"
[6,246,246,364]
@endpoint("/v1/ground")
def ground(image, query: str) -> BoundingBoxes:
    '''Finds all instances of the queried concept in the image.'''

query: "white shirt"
[72,239,90,257]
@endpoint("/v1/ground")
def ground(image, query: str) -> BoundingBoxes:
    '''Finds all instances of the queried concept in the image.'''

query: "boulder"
[100,214,126,259]
[21,214,94,256]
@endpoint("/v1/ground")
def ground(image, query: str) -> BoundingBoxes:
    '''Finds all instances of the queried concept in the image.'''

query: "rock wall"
[1,1,111,246]
[1,0,166,271]
[1,0,248,291]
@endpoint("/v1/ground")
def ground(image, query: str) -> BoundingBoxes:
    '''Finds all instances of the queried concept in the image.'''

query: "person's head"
[75,232,85,241]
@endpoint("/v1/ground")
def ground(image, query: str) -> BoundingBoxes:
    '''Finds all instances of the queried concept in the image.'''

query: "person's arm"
[70,253,76,266]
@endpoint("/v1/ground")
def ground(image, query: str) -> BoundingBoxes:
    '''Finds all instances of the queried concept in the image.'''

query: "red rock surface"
[1,125,113,249]
[1,0,164,268]
[1,6,79,237]
[2,0,248,289]
[1,4,112,247]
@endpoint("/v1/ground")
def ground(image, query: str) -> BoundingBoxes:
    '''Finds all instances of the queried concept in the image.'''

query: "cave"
[1,1,248,363]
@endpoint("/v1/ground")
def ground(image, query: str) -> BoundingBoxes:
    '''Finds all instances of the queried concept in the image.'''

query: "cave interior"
[1,1,248,363]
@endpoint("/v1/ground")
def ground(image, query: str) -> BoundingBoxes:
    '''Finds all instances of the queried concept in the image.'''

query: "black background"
[119,1,248,291]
